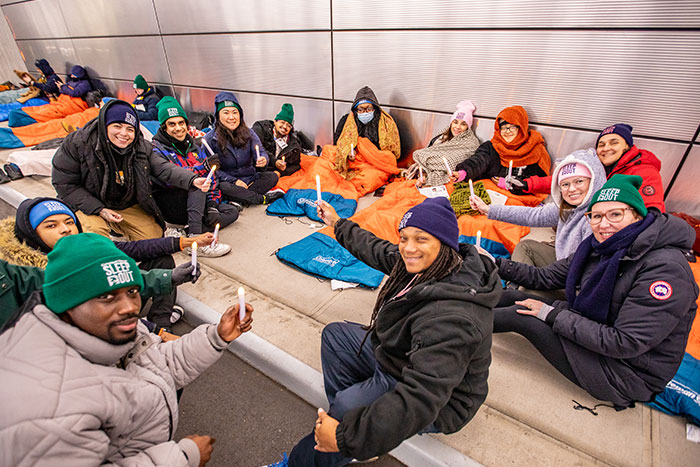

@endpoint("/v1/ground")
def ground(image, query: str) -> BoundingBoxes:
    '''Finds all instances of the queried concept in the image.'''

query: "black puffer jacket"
[497,211,698,406]
[52,100,196,227]
[252,119,313,177]
[332,219,501,460]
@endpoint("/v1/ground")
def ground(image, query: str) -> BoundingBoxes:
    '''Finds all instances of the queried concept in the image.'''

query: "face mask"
[357,111,374,125]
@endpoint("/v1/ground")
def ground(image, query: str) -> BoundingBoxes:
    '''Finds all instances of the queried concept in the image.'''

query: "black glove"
[171,261,201,286]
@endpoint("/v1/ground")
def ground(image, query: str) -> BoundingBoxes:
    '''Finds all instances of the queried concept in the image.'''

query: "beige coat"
[0,305,229,466]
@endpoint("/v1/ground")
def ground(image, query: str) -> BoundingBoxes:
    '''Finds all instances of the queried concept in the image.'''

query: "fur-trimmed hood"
[0,218,47,268]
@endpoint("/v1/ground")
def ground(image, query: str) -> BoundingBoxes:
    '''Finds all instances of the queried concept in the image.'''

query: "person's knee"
[321,322,346,347]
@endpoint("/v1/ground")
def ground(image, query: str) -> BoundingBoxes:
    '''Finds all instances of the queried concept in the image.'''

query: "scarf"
[336,111,401,179]
[412,127,481,186]
[449,180,491,217]
[490,105,551,175]
[565,213,654,323]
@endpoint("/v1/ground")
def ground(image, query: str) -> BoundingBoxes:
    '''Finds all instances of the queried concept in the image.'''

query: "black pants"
[493,289,580,386]
[218,171,278,205]
[154,188,239,233]
[138,254,176,328]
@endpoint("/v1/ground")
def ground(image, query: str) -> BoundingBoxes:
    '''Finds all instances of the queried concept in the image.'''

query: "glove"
[171,261,201,286]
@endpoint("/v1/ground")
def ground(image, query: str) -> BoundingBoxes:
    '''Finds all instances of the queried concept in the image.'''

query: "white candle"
[476,230,482,249]
[418,165,424,183]
[212,223,220,247]
[350,143,354,157]
[238,286,246,321]
[469,179,474,197]
[443,157,452,174]
[315,174,322,204]
[191,241,198,275]
[201,138,215,157]
[507,160,513,179]
[205,164,216,185]
[255,144,260,159]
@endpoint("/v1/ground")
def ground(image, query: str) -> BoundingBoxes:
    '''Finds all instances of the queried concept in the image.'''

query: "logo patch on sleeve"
[649,281,672,300]
[642,185,656,196]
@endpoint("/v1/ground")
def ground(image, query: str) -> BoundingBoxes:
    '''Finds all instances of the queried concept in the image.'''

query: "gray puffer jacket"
[0,305,229,466]
[488,148,606,259]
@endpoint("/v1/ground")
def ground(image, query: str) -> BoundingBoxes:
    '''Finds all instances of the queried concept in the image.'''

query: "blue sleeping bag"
[0,98,48,121]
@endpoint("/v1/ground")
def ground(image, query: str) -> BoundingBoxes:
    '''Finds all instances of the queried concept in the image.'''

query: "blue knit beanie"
[398,197,459,251]
[105,102,138,128]
[29,200,76,229]
[597,123,633,148]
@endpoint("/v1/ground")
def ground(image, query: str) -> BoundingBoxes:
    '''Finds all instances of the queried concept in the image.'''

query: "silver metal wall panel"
[154,0,330,34]
[72,36,170,83]
[175,86,334,147]
[164,33,332,99]
[665,147,700,216]
[0,12,28,77]
[58,0,160,37]
[333,30,700,142]
[2,0,69,39]
[15,39,78,74]
[332,0,700,29]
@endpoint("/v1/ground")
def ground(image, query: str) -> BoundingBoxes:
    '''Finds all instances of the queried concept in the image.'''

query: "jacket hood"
[34,59,54,76]
[69,65,87,79]
[14,197,83,255]
[550,148,607,209]
[352,86,380,112]
[0,217,48,268]
[214,91,243,120]
[627,211,695,260]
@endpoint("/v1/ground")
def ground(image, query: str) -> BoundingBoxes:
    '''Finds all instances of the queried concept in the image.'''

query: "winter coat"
[0,258,43,328]
[0,306,229,466]
[132,87,161,121]
[33,59,63,96]
[488,149,606,260]
[332,219,501,459]
[252,119,313,177]
[497,212,698,407]
[52,100,197,227]
[455,140,549,195]
[60,65,92,99]
[203,125,268,185]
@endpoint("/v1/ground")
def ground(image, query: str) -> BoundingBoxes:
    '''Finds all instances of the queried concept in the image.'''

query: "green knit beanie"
[275,103,294,124]
[156,96,188,125]
[589,174,648,217]
[43,233,143,314]
[216,99,241,114]
[133,74,148,91]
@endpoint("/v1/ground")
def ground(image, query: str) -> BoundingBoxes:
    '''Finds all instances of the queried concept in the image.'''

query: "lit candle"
[507,160,513,180]
[469,178,474,197]
[476,230,481,249]
[201,138,215,157]
[238,286,246,321]
[281,156,286,163]
[191,241,198,275]
[205,164,216,185]
[315,174,322,204]
[443,157,451,174]
[212,223,220,247]
[255,144,261,159]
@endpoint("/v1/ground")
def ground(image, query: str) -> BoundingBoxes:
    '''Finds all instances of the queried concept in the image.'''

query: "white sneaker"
[170,305,184,324]
[164,227,185,238]
[197,242,231,257]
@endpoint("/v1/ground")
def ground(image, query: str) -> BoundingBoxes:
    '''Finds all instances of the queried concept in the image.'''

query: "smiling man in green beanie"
[132,74,161,121]
[252,103,314,177]
[0,232,255,466]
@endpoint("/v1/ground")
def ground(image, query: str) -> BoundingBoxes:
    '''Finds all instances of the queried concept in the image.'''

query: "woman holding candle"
[492,175,697,408]
[274,197,500,466]
[151,97,233,257]
[203,92,282,206]
[453,105,551,195]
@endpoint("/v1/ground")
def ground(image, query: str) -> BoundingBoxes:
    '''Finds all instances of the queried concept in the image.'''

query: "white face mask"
[357,111,374,125]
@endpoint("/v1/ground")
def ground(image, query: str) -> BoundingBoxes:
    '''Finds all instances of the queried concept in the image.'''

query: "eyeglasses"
[559,178,589,191]
[585,207,635,225]
[356,104,374,114]
[500,124,518,133]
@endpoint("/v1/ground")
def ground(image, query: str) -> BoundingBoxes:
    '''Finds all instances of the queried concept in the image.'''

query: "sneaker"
[350,457,379,464]
[263,191,284,205]
[229,201,244,212]
[3,163,23,180]
[197,242,231,258]
[164,227,186,238]
[260,453,288,467]
[170,305,184,324]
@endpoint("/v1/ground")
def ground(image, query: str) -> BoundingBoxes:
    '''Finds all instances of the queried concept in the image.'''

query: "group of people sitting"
[0,61,697,467]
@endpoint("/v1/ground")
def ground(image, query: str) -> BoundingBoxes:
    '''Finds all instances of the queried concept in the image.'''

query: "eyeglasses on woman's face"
[560,178,589,191]
[500,124,518,134]
[585,207,635,225]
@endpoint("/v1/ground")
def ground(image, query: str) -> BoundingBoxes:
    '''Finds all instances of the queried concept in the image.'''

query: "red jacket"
[524,145,665,212]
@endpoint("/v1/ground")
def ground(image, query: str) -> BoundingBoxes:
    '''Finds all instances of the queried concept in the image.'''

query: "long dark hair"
[361,243,463,339]
[215,117,251,149]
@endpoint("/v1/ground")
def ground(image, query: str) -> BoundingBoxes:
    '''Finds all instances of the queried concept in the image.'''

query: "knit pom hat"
[133,74,148,91]
[589,174,647,217]
[451,100,477,129]
[157,96,188,125]
[43,233,143,314]
[596,123,633,148]
[214,91,242,119]
[398,197,460,251]
[34,58,54,76]
[105,102,138,128]
[275,103,294,124]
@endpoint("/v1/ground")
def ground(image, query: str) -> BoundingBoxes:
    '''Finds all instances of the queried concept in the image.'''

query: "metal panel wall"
[332,0,700,29]
[333,30,700,142]
[59,0,160,37]
[3,0,68,39]
[15,38,78,74]
[665,146,700,215]
[72,37,170,83]
[154,0,330,34]
[164,33,332,98]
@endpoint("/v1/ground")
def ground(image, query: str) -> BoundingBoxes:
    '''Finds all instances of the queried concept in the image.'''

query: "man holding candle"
[270,197,500,466]
[151,97,234,257]
[203,92,283,206]
[0,233,254,466]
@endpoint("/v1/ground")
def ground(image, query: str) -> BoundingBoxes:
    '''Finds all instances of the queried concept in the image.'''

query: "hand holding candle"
[349,143,355,161]
[315,174,322,204]
[205,165,216,185]
[237,286,246,322]
[191,241,198,276]
[255,144,266,167]
[469,179,474,197]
